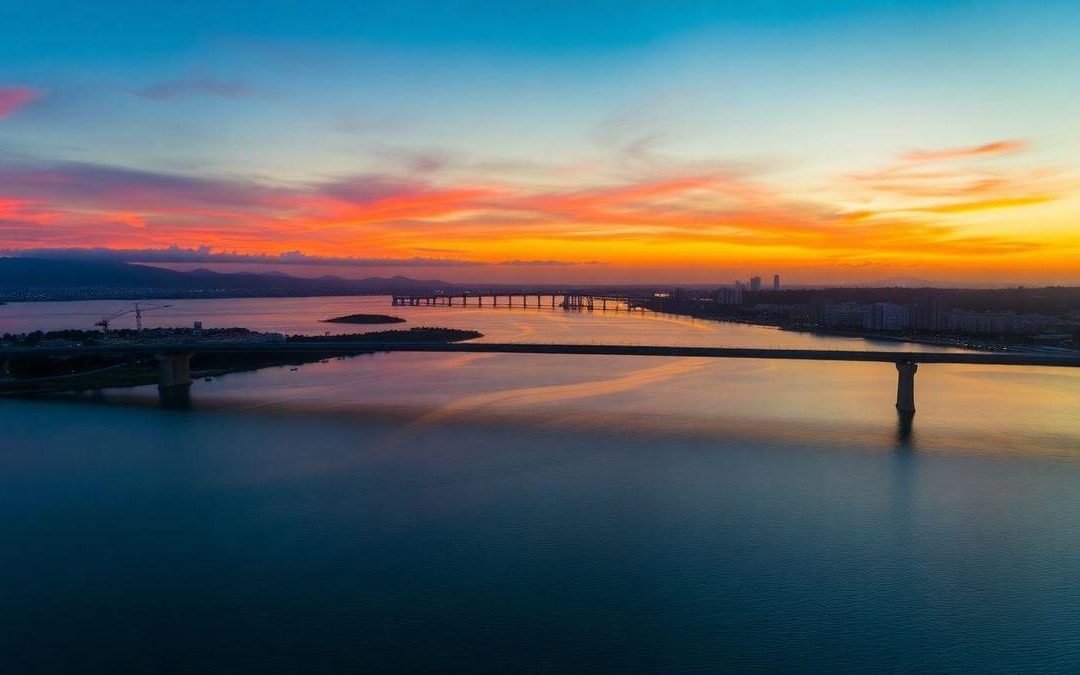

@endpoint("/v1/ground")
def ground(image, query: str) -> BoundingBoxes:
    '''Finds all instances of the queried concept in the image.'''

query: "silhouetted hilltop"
[0,258,455,300]
[0,257,189,287]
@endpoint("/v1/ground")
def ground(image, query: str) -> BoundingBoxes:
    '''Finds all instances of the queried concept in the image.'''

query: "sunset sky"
[2,0,1079,285]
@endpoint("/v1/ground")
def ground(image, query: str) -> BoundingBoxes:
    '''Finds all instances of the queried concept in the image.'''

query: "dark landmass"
[644,286,1080,352]
[0,258,684,302]
[322,313,406,325]
[0,326,482,394]
[739,286,1080,316]
[3,256,1078,352]
[0,258,454,301]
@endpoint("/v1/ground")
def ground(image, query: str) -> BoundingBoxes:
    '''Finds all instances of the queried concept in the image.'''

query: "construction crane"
[95,303,171,340]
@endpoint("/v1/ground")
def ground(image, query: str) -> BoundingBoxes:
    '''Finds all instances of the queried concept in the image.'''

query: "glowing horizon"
[2,1,1079,285]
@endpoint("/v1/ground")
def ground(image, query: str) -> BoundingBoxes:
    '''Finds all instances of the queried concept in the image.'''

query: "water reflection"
[0,295,962,350]
[26,381,1079,464]
[5,297,1080,672]
[896,410,916,449]
[157,384,192,409]
[3,296,1080,459]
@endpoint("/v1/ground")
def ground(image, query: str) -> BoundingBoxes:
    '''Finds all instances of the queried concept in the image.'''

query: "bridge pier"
[157,352,193,389]
[895,361,917,413]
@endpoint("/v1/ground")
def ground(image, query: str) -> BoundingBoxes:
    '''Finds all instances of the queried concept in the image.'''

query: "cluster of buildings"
[661,282,1080,348]
[822,302,1059,335]
[717,274,780,305]
[822,302,911,331]
[753,300,1063,337]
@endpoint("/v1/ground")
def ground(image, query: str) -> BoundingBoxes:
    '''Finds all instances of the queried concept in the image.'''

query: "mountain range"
[0,257,454,298]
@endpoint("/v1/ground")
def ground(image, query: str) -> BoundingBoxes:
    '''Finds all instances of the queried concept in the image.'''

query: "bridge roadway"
[3,341,1079,414]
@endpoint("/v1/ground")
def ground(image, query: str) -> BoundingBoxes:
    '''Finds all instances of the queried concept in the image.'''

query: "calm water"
[3,297,1080,672]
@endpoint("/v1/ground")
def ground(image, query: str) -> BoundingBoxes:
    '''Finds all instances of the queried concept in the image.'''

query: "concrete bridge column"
[895,361,917,413]
[157,352,193,390]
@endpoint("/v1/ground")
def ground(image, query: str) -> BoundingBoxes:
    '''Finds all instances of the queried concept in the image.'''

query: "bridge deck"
[3,342,1080,368]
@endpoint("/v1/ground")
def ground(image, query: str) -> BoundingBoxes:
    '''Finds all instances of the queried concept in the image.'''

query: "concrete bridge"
[3,341,1079,416]
[391,292,646,311]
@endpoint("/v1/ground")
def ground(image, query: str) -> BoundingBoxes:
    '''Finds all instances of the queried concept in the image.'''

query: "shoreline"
[653,310,1076,355]
[0,326,483,395]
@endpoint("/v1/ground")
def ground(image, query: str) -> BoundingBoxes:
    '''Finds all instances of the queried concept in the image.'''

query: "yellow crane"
[95,303,171,340]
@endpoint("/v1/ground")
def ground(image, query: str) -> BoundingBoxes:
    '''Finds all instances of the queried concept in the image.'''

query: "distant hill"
[865,276,944,288]
[0,257,455,299]
[0,257,190,288]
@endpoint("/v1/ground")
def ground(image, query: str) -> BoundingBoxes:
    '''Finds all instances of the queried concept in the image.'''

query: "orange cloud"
[1,150,1076,283]
[911,195,1055,214]
[903,139,1027,163]
[844,144,1068,219]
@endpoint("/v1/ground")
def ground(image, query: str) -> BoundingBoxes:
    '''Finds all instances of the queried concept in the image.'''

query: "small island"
[290,327,480,343]
[322,313,406,325]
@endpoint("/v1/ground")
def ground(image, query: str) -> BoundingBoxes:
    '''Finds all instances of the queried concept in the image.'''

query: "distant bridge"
[391,292,646,311]
[3,341,1079,417]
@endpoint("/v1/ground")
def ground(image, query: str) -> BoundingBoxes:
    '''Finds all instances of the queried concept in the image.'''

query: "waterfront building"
[945,309,1011,334]
[912,295,947,331]
[871,303,910,331]
[823,302,870,329]
[716,286,744,305]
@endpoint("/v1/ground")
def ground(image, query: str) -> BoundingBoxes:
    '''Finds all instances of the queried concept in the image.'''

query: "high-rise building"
[773,274,780,290]
[872,303,910,331]
[749,276,762,292]
[716,286,744,305]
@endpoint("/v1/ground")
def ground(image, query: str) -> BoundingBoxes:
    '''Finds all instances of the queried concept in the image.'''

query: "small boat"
[290,367,299,371]
[203,377,213,382]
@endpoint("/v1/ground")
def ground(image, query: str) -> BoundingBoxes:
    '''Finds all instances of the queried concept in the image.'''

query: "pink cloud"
[0,87,41,120]
[903,140,1027,163]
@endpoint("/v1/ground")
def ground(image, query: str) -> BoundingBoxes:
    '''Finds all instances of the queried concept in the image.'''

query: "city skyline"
[2,1,1080,285]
